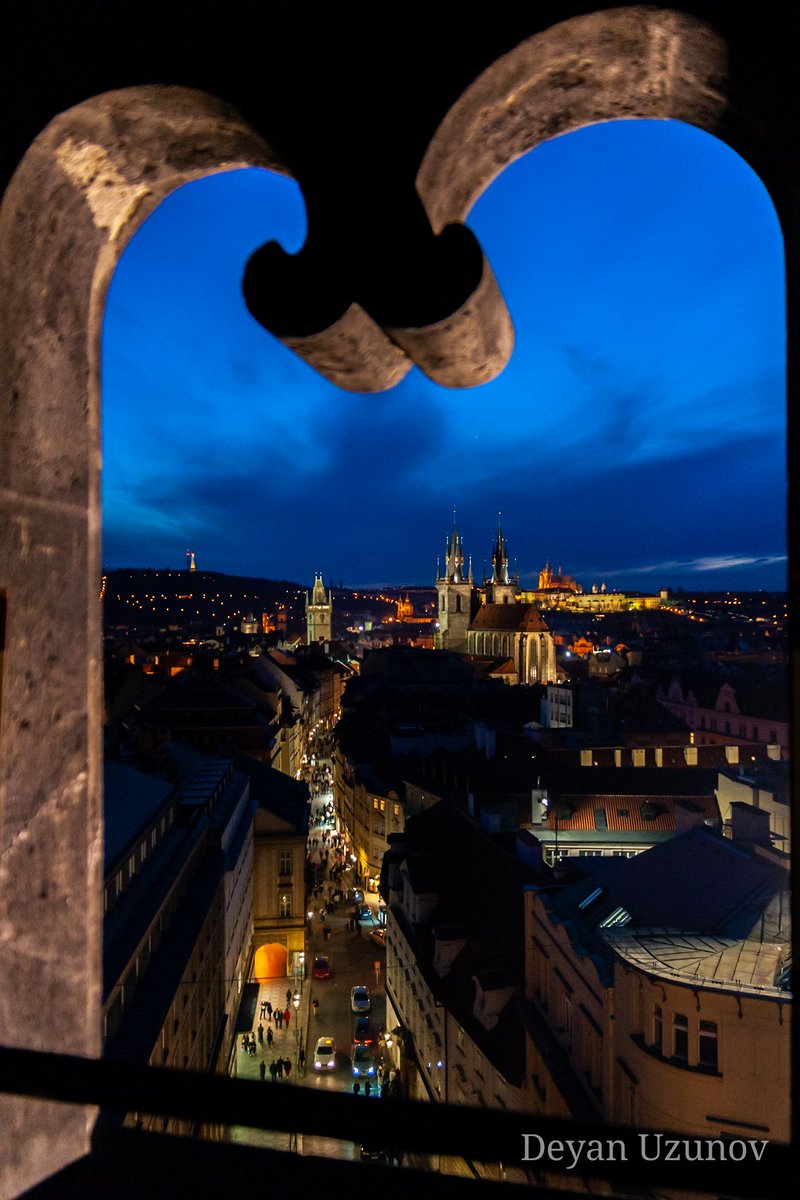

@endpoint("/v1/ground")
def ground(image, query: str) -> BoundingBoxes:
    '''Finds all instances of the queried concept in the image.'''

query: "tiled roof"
[104,762,175,869]
[548,827,788,943]
[470,603,549,632]
[605,929,786,992]
[545,793,719,831]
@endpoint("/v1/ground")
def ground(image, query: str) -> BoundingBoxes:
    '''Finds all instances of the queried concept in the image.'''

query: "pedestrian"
[276,1057,284,1079]
[270,1060,278,1082]
[312,997,319,1017]
[259,1000,267,1019]
[257,1023,264,1043]
[266,1000,272,1018]
[276,1009,283,1029]
[364,1080,371,1097]
[298,1045,306,1071]
[286,988,292,1007]
[259,1060,266,1081]
[283,1057,292,1080]
[283,1007,291,1030]
[352,1082,360,1095]
[267,1027,273,1049]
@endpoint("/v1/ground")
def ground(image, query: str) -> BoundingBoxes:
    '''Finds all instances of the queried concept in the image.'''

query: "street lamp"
[293,990,300,1046]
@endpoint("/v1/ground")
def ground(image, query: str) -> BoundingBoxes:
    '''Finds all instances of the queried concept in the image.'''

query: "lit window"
[279,893,292,918]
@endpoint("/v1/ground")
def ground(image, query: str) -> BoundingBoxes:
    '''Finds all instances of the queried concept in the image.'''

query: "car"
[369,927,386,947]
[312,954,331,979]
[351,1044,376,1078]
[348,888,365,904]
[359,1144,385,1160]
[313,1036,337,1071]
[355,903,373,923]
[350,985,371,1013]
[352,1015,374,1046]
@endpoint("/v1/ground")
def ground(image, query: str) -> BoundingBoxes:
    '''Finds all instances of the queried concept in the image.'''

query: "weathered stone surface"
[417,7,729,231]
[0,85,278,1199]
[281,303,413,393]
[383,249,514,389]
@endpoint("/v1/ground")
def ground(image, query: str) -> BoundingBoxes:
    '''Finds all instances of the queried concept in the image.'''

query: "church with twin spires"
[435,514,557,685]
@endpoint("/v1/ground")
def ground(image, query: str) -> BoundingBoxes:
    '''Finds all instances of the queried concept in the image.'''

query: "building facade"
[306,573,333,646]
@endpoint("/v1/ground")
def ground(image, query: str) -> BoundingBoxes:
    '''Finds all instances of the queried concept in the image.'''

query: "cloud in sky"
[101,118,786,590]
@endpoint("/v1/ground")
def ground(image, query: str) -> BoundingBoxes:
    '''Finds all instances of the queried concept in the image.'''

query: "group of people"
[258,996,294,1031]
[245,986,307,1081]
[260,1055,298,1081]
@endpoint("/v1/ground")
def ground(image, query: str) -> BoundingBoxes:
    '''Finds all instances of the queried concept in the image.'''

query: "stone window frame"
[0,8,794,1191]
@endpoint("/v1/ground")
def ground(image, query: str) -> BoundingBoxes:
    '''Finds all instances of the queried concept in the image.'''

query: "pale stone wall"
[0,86,278,1197]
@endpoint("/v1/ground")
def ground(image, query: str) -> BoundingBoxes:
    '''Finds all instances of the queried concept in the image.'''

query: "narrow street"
[229,750,392,1162]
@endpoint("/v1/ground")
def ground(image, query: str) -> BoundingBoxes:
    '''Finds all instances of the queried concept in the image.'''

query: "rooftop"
[605,928,788,995]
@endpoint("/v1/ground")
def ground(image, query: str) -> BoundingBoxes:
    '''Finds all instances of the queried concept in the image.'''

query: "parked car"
[350,985,371,1013]
[355,903,373,923]
[348,888,365,904]
[351,1044,376,1078]
[369,927,386,947]
[352,1015,374,1046]
[312,954,331,979]
[313,1036,337,1071]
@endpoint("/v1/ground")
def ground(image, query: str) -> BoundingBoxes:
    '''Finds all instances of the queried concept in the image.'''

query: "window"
[698,1020,718,1070]
[652,1005,662,1052]
[672,1012,688,1061]
[278,850,292,875]
[279,893,292,918]
[393,803,400,817]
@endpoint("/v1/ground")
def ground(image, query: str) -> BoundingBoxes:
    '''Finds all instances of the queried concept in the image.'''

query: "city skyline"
[102,118,786,591]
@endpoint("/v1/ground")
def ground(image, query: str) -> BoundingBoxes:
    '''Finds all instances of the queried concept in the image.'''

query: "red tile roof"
[470,603,549,632]
[546,793,719,831]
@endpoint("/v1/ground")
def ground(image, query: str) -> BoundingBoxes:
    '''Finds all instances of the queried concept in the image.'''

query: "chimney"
[728,802,771,849]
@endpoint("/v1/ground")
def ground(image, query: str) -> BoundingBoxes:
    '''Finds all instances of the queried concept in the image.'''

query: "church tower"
[306,573,332,645]
[484,514,517,605]
[435,511,473,651]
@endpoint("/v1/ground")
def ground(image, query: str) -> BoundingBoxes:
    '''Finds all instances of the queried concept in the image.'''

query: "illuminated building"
[435,514,557,682]
[434,513,473,651]
[305,572,332,645]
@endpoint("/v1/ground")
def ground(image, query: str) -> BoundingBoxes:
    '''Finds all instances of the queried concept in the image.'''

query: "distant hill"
[101,567,435,635]
[102,567,309,633]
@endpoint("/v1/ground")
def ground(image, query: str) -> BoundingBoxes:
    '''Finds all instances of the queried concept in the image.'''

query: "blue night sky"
[101,118,786,591]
